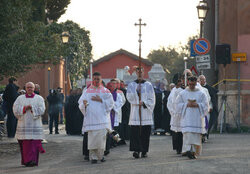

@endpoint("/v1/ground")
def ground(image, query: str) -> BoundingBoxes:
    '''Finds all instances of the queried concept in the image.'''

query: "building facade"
[211,0,250,128]
[92,49,154,83]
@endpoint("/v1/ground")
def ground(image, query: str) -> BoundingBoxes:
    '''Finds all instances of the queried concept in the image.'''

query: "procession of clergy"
[13,66,213,166]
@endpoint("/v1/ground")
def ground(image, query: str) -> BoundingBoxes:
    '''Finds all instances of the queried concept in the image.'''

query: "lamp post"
[184,57,188,87]
[61,31,70,96]
[48,67,51,92]
[196,0,209,75]
[196,0,209,38]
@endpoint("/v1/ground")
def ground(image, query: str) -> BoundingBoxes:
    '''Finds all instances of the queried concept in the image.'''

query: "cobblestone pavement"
[1,129,250,174]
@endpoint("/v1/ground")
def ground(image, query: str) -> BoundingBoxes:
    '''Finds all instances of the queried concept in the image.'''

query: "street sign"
[190,39,198,57]
[232,53,247,62]
[196,62,211,70]
[196,55,210,63]
[190,65,198,75]
[193,38,211,55]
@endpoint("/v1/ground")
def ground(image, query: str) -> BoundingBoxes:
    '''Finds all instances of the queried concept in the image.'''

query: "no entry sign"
[193,38,211,55]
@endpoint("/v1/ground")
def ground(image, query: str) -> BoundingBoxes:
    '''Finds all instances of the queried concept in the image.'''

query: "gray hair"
[25,82,35,88]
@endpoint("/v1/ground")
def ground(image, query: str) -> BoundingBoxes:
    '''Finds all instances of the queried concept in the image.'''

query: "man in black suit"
[199,75,218,138]
[2,77,19,137]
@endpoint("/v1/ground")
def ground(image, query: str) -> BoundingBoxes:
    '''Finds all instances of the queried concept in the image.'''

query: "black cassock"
[162,90,171,133]
[65,94,83,135]
[153,88,163,131]
[119,87,130,140]
[2,83,19,138]
[203,84,218,133]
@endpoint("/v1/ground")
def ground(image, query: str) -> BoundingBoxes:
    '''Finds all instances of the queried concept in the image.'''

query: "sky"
[59,0,200,60]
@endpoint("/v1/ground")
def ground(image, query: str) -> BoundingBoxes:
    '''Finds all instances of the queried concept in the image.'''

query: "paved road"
[1,131,250,174]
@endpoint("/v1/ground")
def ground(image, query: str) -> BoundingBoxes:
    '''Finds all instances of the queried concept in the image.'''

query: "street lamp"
[61,31,70,43]
[184,57,188,87]
[61,31,70,96]
[196,0,209,38]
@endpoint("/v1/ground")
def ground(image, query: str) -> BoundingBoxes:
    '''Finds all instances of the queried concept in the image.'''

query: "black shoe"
[104,150,110,156]
[160,132,166,136]
[25,161,36,167]
[91,160,98,164]
[187,151,196,159]
[182,152,187,156]
[84,156,89,161]
[133,152,140,159]
[176,150,182,154]
[202,135,206,143]
[141,152,148,158]
[49,132,52,134]
[55,132,59,134]
[186,151,193,159]
[100,157,106,162]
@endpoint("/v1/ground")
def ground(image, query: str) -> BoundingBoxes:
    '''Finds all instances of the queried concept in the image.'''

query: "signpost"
[196,62,211,70]
[193,38,211,55]
[192,38,211,74]
[232,53,247,62]
[232,52,247,132]
[190,39,197,57]
[196,55,210,63]
[190,65,198,75]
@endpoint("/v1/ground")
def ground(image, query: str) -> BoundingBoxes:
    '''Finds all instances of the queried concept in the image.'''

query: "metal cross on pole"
[135,18,146,129]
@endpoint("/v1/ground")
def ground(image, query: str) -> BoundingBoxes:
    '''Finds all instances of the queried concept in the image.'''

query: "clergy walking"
[199,75,219,139]
[167,73,184,154]
[127,67,155,158]
[176,76,209,159]
[13,82,46,167]
[78,72,114,164]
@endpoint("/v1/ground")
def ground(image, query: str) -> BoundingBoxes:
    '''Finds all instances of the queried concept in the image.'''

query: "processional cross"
[135,18,146,129]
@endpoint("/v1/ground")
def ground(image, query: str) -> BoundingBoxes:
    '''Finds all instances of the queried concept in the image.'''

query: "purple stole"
[110,90,117,129]
[25,93,35,98]
[205,116,209,130]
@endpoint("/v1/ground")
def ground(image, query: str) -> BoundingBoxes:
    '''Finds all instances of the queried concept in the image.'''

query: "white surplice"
[114,91,126,127]
[13,94,45,140]
[176,87,209,154]
[126,81,155,126]
[78,85,114,133]
[167,87,183,132]
[196,83,212,133]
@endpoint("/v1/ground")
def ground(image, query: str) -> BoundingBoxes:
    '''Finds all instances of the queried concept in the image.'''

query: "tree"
[59,21,92,87]
[45,0,71,23]
[147,35,198,83]
[0,0,63,80]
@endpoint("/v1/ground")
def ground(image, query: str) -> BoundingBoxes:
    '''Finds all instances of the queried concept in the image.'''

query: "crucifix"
[135,18,146,129]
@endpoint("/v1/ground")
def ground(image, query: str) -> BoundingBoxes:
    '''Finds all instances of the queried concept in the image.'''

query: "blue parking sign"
[190,39,197,57]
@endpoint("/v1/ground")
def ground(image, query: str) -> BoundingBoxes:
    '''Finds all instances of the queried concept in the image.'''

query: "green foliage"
[147,35,198,83]
[32,0,46,22]
[0,0,63,80]
[45,0,71,22]
[60,21,92,86]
